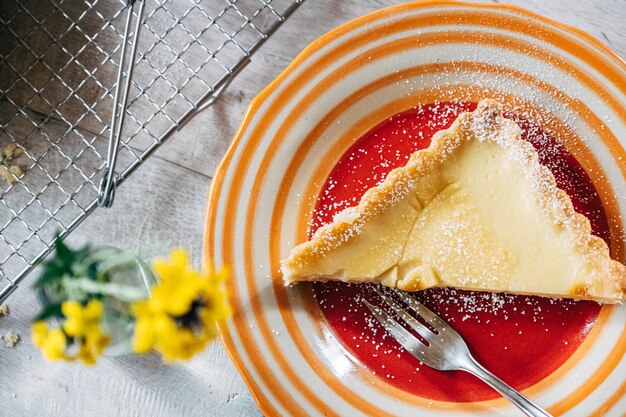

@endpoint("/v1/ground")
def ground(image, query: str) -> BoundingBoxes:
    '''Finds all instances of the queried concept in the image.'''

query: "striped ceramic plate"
[205,2,626,416]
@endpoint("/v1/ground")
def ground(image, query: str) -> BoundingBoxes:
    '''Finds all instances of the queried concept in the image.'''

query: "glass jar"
[39,246,156,357]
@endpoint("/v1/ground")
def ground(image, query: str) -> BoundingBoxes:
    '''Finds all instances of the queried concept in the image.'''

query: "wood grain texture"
[1,1,624,416]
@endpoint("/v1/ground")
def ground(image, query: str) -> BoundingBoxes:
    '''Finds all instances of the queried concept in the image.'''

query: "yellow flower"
[131,249,231,361]
[32,299,110,365]
[32,321,48,346]
[77,325,110,365]
[150,250,202,316]
[62,299,104,338]
[32,321,68,361]
[61,301,85,337]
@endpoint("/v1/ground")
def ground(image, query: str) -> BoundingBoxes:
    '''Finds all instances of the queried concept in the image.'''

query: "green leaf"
[33,234,96,289]
[32,235,151,317]
[34,268,65,288]
[34,303,64,322]
[55,237,72,263]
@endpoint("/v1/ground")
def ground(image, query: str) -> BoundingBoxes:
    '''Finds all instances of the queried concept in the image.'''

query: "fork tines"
[363,286,465,369]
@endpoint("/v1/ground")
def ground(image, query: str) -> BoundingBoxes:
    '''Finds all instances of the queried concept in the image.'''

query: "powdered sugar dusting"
[307,100,606,401]
[315,280,600,400]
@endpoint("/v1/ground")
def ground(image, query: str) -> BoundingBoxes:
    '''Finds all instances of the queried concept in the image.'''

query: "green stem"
[62,277,148,302]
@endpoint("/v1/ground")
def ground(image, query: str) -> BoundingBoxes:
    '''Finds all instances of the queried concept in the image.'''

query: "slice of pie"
[281,100,626,302]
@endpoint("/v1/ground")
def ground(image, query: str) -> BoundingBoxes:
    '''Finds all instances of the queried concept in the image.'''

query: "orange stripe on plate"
[205,107,285,417]
[221,133,312,415]
[239,30,619,416]
[288,82,618,410]
[590,377,626,417]
[287,90,508,411]
[548,326,626,416]
[243,194,344,415]
[297,68,626,261]
[207,2,626,415]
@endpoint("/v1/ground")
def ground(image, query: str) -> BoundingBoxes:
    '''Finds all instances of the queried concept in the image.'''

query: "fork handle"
[464,358,553,417]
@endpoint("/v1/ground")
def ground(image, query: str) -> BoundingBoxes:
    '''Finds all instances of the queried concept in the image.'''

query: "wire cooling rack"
[0,0,303,302]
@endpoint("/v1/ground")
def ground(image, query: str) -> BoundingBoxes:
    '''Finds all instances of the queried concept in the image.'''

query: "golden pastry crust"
[281,100,626,302]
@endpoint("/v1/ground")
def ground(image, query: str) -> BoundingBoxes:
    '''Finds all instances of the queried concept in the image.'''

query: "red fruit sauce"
[311,102,604,402]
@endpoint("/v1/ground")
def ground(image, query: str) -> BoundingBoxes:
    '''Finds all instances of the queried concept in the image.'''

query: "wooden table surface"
[1,1,624,416]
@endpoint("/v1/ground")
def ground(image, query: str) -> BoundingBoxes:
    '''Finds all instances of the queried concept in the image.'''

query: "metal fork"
[364,288,552,417]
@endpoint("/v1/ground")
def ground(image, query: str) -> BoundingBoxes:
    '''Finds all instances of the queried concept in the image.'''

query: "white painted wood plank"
[1,1,624,416]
